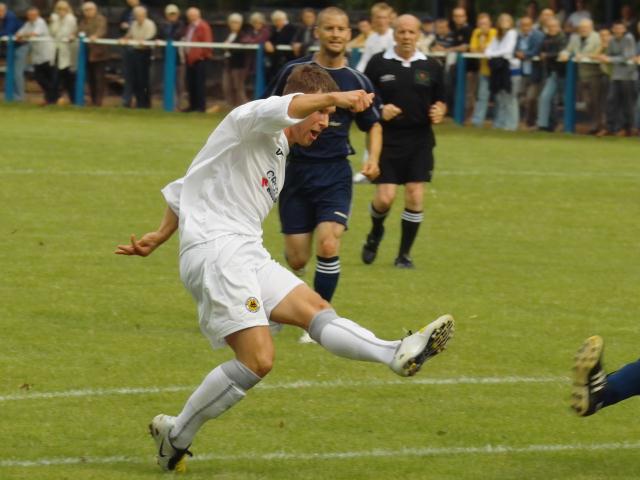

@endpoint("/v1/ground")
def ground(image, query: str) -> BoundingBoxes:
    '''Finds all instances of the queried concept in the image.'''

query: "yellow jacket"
[470,27,497,76]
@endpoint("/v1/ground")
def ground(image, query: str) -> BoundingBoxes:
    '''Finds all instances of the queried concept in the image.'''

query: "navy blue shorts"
[279,160,352,234]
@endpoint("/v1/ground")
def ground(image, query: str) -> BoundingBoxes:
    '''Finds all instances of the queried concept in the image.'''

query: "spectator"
[515,16,544,127]
[157,4,186,110]
[348,18,372,50]
[291,8,316,57]
[119,0,140,33]
[548,0,566,26]
[49,0,77,105]
[432,18,454,52]
[469,13,497,127]
[1,2,25,100]
[264,10,296,81]
[121,5,155,108]
[15,7,56,104]
[417,16,435,54]
[619,5,637,36]
[559,19,601,134]
[566,0,591,32]
[356,2,394,72]
[119,0,142,106]
[536,17,566,131]
[636,23,640,132]
[524,1,539,22]
[222,12,248,108]
[183,7,212,112]
[245,12,270,44]
[486,13,520,131]
[594,28,613,134]
[78,2,109,106]
[449,7,474,115]
[599,21,637,136]
[537,8,555,33]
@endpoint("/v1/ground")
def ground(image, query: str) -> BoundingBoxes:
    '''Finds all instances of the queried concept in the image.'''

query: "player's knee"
[245,351,274,378]
[317,236,339,257]
[375,194,394,211]
[286,255,307,272]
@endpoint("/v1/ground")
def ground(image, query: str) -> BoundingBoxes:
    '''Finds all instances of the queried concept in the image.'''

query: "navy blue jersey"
[263,55,381,162]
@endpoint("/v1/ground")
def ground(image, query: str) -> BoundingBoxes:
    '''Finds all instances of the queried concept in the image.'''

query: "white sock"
[170,359,261,449]
[309,309,400,365]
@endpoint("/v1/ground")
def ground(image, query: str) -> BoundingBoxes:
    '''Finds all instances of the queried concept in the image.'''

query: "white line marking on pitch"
[1,169,639,179]
[0,376,567,403]
[3,441,640,468]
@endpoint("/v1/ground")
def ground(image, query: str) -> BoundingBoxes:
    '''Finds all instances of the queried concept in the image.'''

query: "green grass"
[1,103,639,479]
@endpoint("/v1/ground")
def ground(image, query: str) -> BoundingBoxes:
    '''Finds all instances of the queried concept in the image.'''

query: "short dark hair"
[283,64,339,95]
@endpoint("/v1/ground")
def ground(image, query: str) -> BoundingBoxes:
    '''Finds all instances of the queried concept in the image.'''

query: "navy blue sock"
[602,358,640,407]
[314,256,340,302]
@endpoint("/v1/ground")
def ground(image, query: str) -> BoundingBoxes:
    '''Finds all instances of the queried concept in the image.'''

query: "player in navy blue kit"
[264,7,382,313]
[572,335,640,417]
[361,14,447,269]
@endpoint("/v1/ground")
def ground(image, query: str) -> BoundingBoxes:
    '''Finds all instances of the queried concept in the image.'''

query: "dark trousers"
[87,60,107,106]
[578,76,603,131]
[33,62,56,104]
[53,66,76,103]
[606,80,637,133]
[122,48,135,107]
[131,49,151,108]
[186,60,207,112]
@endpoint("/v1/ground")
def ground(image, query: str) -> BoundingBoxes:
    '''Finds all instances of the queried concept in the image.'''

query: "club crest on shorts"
[245,297,260,313]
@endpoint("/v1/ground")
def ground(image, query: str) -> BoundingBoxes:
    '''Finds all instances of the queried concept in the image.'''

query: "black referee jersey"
[364,50,445,146]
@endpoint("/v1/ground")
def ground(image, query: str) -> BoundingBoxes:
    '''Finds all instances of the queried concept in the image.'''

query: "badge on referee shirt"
[414,70,431,86]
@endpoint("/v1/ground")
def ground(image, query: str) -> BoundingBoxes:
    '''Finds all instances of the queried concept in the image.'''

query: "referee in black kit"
[361,14,446,269]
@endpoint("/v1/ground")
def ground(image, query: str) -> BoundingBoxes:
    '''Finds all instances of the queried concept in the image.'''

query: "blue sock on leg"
[314,256,340,302]
[602,358,640,407]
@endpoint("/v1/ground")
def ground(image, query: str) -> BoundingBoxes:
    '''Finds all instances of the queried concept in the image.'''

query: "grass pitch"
[1,103,639,479]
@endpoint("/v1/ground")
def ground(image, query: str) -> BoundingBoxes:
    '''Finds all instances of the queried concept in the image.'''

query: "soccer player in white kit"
[116,65,455,473]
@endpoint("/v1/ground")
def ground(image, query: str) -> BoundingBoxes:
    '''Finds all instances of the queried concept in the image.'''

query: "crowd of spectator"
[1,0,640,135]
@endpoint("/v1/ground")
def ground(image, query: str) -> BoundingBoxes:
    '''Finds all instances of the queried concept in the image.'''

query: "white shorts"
[179,235,304,349]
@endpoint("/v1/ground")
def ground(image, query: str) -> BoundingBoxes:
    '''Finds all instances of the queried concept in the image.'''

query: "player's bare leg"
[150,327,271,472]
[395,182,425,269]
[283,232,313,276]
[362,184,396,264]
[271,283,454,375]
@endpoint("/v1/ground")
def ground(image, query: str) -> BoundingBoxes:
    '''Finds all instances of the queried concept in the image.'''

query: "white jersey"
[356,29,395,72]
[162,94,301,254]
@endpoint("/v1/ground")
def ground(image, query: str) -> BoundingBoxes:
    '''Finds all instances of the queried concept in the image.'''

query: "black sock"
[369,203,389,238]
[399,208,423,257]
[314,256,340,302]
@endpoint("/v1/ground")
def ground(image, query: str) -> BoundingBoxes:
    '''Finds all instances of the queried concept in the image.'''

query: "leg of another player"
[284,233,313,276]
[314,221,345,302]
[602,359,640,408]
[362,184,396,264]
[396,182,424,268]
[271,283,454,375]
[169,327,271,450]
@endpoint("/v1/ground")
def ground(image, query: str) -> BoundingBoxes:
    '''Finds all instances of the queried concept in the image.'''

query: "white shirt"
[356,28,395,72]
[485,29,520,70]
[162,94,301,255]
[17,17,55,65]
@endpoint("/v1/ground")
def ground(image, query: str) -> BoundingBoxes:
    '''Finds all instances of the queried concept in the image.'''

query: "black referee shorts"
[374,137,435,185]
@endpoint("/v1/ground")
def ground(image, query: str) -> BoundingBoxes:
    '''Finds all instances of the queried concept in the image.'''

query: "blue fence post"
[254,43,265,99]
[163,39,176,112]
[349,47,362,69]
[453,53,466,125]
[563,57,577,133]
[5,36,15,102]
[74,34,86,106]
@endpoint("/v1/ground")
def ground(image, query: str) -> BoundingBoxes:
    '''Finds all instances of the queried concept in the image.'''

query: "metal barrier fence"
[1,34,630,134]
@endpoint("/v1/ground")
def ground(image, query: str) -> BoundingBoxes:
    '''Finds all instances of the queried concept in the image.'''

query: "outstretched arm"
[115,205,178,257]
[287,90,375,119]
